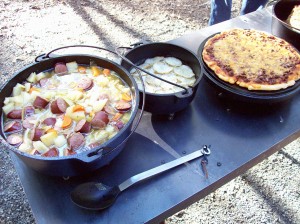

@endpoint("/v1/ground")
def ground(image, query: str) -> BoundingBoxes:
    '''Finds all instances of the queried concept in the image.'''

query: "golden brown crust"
[202,29,300,91]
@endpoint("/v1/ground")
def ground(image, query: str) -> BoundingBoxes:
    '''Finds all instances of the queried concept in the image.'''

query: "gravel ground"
[1,0,300,223]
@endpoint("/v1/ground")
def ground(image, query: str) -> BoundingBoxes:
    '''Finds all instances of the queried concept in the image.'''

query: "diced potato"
[40,131,58,147]
[30,90,40,99]
[42,91,56,100]
[3,97,11,105]
[36,72,46,81]
[66,90,83,101]
[12,83,25,96]
[93,99,108,112]
[27,72,37,83]
[93,130,109,142]
[22,92,32,105]
[2,103,14,115]
[96,75,109,87]
[33,141,49,154]
[105,124,116,134]
[69,111,85,122]
[54,135,67,148]
[66,61,78,73]
[65,106,86,121]
[19,143,32,153]
[12,95,24,106]
[25,83,31,92]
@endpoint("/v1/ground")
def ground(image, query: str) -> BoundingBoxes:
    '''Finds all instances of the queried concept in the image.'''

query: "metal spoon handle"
[118,146,210,191]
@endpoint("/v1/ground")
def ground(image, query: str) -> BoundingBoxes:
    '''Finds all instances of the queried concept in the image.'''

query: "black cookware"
[268,0,300,51]
[197,33,300,104]
[0,48,141,177]
[120,42,203,115]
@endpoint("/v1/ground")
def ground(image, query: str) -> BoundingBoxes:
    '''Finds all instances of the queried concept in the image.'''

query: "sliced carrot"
[121,93,132,101]
[91,66,102,77]
[103,69,111,76]
[73,105,85,112]
[29,87,40,94]
[78,66,86,74]
[112,112,123,121]
[62,115,72,129]
[46,128,57,134]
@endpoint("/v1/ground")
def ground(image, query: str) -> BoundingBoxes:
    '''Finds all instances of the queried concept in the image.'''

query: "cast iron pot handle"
[115,46,191,95]
[265,0,300,34]
[35,45,145,164]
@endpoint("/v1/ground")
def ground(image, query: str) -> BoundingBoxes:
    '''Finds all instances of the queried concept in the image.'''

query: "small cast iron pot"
[0,51,140,177]
[269,0,300,51]
[120,42,203,115]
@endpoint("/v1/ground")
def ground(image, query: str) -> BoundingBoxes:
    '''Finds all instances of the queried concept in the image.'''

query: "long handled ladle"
[70,145,211,210]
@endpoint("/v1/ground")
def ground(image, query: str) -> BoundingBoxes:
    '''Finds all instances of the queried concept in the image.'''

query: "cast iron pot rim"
[197,31,300,102]
[0,54,140,161]
[122,42,203,97]
[271,0,300,34]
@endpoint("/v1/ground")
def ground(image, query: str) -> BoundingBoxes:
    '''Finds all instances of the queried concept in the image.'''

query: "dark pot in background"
[270,0,300,51]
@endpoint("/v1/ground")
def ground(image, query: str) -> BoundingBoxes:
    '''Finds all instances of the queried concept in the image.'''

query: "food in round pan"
[202,29,300,91]
[2,61,133,157]
[130,56,196,94]
[287,5,300,30]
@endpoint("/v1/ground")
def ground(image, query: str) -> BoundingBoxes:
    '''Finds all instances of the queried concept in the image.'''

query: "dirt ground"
[1,0,300,224]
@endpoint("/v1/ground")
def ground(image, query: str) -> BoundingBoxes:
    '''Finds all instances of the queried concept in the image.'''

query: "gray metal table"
[10,9,300,224]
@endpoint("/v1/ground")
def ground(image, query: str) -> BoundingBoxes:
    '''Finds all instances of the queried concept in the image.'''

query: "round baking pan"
[197,33,300,104]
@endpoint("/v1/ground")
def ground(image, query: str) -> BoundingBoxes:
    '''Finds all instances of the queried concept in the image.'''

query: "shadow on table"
[151,78,293,150]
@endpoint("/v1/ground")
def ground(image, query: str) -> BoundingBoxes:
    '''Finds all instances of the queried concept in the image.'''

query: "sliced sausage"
[7,109,22,119]
[24,106,35,116]
[7,133,23,146]
[104,105,116,115]
[54,62,68,75]
[66,148,76,156]
[75,119,91,133]
[50,98,67,114]
[115,100,131,112]
[115,120,124,130]
[42,117,56,126]
[67,132,85,151]
[33,96,49,109]
[4,121,22,133]
[42,148,58,157]
[33,150,40,155]
[91,111,109,129]
[22,117,35,129]
[77,77,93,91]
[30,128,45,141]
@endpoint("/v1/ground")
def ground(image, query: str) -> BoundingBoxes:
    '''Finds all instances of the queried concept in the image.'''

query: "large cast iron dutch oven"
[268,0,300,51]
[0,48,141,177]
[120,42,203,115]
